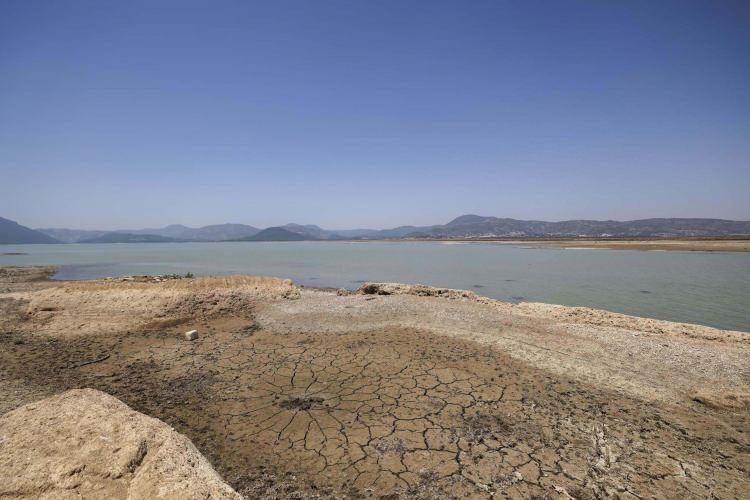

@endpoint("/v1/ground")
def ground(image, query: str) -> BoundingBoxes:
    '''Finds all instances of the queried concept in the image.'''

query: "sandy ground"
[1,267,748,498]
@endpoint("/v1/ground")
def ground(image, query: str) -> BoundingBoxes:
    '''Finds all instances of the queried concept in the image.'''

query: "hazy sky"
[1,0,749,230]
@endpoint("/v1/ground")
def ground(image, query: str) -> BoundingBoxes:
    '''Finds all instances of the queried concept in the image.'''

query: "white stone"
[184,330,198,340]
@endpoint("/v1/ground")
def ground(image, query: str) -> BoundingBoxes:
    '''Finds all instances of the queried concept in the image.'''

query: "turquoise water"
[2,241,749,332]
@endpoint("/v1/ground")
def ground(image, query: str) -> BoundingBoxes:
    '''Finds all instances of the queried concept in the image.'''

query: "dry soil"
[0,267,748,499]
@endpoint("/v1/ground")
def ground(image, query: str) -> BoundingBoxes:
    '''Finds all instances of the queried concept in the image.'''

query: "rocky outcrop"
[357,282,480,300]
[0,389,240,499]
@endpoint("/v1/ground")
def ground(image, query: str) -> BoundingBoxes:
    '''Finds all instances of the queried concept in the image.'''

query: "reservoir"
[2,241,749,332]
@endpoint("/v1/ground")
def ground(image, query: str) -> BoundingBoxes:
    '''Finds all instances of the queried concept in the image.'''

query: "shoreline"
[6,265,749,333]
[1,266,749,497]
[3,237,750,252]
[368,237,750,252]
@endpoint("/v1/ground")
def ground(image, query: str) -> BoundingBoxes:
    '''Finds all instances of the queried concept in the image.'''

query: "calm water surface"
[2,242,749,332]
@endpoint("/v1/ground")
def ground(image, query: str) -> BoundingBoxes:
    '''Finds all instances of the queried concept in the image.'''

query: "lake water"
[2,242,749,332]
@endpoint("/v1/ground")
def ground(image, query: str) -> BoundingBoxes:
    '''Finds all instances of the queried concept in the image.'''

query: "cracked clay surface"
[2,321,748,498]
[0,270,748,498]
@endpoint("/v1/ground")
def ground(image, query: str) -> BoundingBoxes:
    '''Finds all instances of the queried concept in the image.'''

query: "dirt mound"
[0,266,55,284]
[0,266,57,295]
[0,388,240,499]
[7,275,299,338]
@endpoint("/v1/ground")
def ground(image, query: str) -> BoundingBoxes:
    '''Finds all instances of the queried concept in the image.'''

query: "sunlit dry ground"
[1,267,748,498]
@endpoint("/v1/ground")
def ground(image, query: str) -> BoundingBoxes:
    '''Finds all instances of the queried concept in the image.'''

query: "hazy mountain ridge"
[281,224,337,240]
[37,223,260,243]
[0,218,60,244]
[112,223,261,241]
[402,216,750,238]
[236,227,312,241]
[79,233,181,243]
[35,228,108,243]
[3,215,749,245]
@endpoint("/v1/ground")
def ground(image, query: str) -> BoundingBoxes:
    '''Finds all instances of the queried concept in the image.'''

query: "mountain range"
[238,227,314,241]
[37,223,261,243]
[0,217,60,244]
[387,215,750,239]
[2,215,750,245]
[78,233,182,244]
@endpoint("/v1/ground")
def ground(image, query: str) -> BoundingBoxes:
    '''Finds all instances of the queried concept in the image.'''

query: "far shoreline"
[425,237,750,252]
[3,237,750,252]
[279,237,750,252]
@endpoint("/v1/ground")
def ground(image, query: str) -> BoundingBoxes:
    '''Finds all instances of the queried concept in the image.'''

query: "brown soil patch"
[3,274,298,338]
[1,317,748,498]
[2,269,749,498]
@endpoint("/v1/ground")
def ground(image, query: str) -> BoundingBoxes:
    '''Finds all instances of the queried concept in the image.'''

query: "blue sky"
[1,0,748,229]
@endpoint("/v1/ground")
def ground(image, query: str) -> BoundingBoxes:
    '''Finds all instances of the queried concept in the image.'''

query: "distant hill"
[78,233,180,243]
[375,225,435,238]
[237,227,314,241]
[118,224,194,239]
[357,216,750,239]
[0,217,60,244]
[117,223,260,241]
[186,224,260,241]
[281,223,346,240]
[36,228,108,243]
[38,223,260,242]
[326,228,380,238]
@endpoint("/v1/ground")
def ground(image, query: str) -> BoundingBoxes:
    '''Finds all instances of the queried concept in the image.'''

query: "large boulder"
[0,389,240,499]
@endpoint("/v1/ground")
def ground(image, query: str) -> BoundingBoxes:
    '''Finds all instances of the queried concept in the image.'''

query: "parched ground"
[0,267,748,498]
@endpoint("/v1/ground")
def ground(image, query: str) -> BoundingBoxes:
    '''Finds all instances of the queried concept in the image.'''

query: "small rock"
[184,330,198,340]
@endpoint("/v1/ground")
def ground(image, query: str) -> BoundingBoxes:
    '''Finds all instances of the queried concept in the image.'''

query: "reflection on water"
[1,241,749,332]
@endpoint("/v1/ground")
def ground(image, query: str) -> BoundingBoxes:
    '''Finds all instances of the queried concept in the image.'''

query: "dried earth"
[0,267,748,498]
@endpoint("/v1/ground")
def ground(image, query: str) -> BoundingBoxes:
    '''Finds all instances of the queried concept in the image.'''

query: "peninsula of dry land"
[0,266,748,499]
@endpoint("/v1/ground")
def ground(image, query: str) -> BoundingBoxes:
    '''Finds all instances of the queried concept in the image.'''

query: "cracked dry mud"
[3,323,747,498]
[1,268,749,498]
